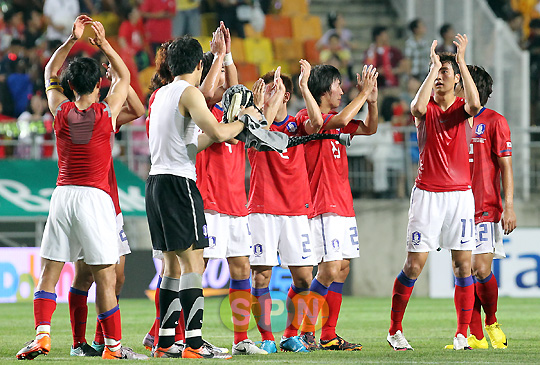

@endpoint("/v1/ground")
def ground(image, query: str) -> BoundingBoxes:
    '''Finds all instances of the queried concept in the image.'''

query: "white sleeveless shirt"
[148,80,199,180]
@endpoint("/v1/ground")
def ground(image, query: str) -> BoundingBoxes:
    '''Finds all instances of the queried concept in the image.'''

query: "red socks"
[252,287,274,341]
[389,271,416,335]
[34,291,57,334]
[469,286,484,339]
[454,275,474,337]
[98,305,122,351]
[229,279,251,344]
[476,272,498,326]
[320,282,343,341]
[283,285,308,338]
[68,287,88,347]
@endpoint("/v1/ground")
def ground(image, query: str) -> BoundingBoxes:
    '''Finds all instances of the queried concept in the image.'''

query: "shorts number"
[349,227,359,251]
[478,223,488,242]
[461,219,474,238]
[301,234,311,254]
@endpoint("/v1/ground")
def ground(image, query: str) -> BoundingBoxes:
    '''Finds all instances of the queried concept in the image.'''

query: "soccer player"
[248,66,317,353]
[16,16,143,360]
[386,35,481,351]
[295,60,378,351]
[67,69,146,357]
[463,65,516,349]
[145,35,246,359]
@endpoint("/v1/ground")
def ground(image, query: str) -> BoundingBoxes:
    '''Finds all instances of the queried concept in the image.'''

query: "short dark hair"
[200,51,214,83]
[150,40,174,92]
[307,64,341,105]
[409,18,422,33]
[61,57,101,96]
[167,36,203,77]
[327,11,337,29]
[467,65,492,106]
[372,26,387,42]
[437,52,460,77]
[440,23,453,38]
[261,71,293,95]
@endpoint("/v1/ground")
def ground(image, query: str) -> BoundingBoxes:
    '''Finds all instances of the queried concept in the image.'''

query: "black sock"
[180,273,204,349]
[158,276,181,348]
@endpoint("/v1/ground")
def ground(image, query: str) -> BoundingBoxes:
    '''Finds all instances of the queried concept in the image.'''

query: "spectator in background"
[140,0,176,55]
[0,10,24,51]
[364,26,405,89]
[320,33,352,89]
[506,10,524,47]
[318,12,356,81]
[404,18,430,80]
[5,44,33,117]
[16,93,53,158]
[216,0,245,38]
[435,23,457,54]
[43,0,80,44]
[527,18,540,125]
[23,10,45,49]
[173,0,201,37]
[118,7,151,71]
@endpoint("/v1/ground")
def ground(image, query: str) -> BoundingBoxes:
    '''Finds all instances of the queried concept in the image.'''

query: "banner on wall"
[429,228,540,298]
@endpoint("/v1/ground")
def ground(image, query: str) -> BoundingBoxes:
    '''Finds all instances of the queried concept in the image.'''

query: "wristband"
[223,52,233,66]
[45,77,63,93]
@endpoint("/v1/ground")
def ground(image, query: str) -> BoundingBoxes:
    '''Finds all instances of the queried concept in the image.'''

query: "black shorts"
[146,174,209,252]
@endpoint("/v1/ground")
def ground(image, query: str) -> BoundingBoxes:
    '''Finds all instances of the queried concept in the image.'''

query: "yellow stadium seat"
[138,66,156,95]
[273,38,304,61]
[92,12,120,36]
[280,0,308,16]
[291,15,322,41]
[195,36,213,53]
[244,23,263,38]
[230,37,245,63]
[287,60,301,75]
[258,61,290,76]
[201,12,218,37]
[244,37,274,65]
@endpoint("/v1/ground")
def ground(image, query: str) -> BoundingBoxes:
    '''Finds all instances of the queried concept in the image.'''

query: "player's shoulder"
[295,108,308,120]
[476,107,508,125]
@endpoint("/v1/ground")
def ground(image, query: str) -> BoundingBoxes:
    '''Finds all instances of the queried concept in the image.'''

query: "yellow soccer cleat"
[467,334,488,349]
[485,322,507,349]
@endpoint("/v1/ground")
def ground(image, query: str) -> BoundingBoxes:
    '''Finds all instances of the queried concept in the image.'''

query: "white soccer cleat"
[232,339,269,355]
[387,330,413,351]
[453,333,472,350]
[202,339,229,354]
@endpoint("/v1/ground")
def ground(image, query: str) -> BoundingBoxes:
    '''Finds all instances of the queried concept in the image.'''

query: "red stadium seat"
[236,62,260,86]
[303,39,320,64]
[263,15,292,40]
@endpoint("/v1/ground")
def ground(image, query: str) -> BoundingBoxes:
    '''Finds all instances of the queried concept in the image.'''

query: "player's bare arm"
[498,155,517,234]
[199,27,225,102]
[354,78,378,135]
[411,40,440,122]
[181,86,244,142]
[299,59,324,134]
[44,15,93,115]
[454,34,481,119]
[325,64,378,130]
[261,67,286,127]
[221,21,239,87]
[91,21,130,130]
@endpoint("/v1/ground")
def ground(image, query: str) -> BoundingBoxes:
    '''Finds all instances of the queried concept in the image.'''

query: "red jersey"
[415,97,472,192]
[107,159,121,215]
[55,101,113,195]
[469,107,512,224]
[139,0,175,43]
[248,115,312,216]
[196,105,247,216]
[296,108,361,217]
[118,19,146,53]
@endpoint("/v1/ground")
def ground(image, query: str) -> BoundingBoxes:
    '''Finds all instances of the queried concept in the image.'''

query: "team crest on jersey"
[254,243,263,257]
[475,123,486,136]
[202,225,208,238]
[411,231,421,245]
[331,239,340,251]
[208,236,217,248]
[286,121,298,133]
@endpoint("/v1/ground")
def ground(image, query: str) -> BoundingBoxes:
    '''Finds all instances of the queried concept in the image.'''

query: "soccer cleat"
[182,343,233,359]
[16,335,51,360]
[485,322,508,349]
[70,342,101,356]
[91,341,105,354]
[452,333,472,350]
[279,336,309,353]
[202,339,229,353]
[255,340,277,353]
[142,333,154,351]
[153,343,184,358]
[300,332,320,351]
[387,330,413,351]
[232,339,268,355]
[467,334,489,349]
[319,335,362,351]
[102,346,149,360]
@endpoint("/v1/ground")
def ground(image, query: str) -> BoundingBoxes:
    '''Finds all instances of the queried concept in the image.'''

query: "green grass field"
[1,296,539,363]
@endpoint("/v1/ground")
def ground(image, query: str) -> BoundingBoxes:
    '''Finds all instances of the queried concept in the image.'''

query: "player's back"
[470,107,512,223]
[415,96,472,192]
[148,80,198,180]
[54,100,114,195]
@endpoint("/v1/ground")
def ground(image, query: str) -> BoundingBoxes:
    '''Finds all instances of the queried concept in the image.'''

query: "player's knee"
[403,262,422,280]
[251,267,272,288]
[72,271,94,291]
[472,264,491,280]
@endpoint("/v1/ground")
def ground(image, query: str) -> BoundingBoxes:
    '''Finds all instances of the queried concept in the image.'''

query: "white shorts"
[309,213,360,263]
[116,213,131,257]
[203,211,252,259]
[473,221,506,259]
[40,186,118,265]
[249,213,317,267]
[406,187,475,252]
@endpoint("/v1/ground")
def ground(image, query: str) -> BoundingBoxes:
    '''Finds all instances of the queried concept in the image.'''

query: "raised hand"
[366,79,378,104]
[219,21,231,54]
[89,21,107,47]
[430,40,441,70]
[299,59,311,90]
[453,33,468,64]
[357,64,378,95]
[72,15,92,40]
[252,78,265,109]
[210,28,226,56]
